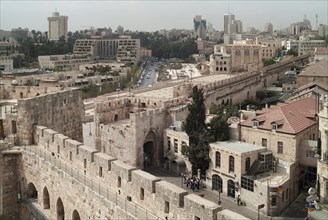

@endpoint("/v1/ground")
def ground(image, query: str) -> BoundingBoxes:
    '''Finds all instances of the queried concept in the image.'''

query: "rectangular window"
[164,201,169,213]
[241,176,254,192]
[57,145,60,154]
[99,166,103,177]
[282,191,285,202]
[118,176,121,188]
[174,139,178,153]
[271,196,277,206]
[262,138,267,147]
[167,136,171,151]
[83,159,87,169]
[253,121,259,127]
[277,142,283,154]
[140,187,144,200]
[69,151,72,161]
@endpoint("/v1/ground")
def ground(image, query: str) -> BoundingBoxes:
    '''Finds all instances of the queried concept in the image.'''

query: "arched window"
[229,156,235,172]
[212,174,223,192]
[216,67,219,71]
[215,152,221,168]
[235,49,241,56]
[43,187,50,209]
[245,157,251,172]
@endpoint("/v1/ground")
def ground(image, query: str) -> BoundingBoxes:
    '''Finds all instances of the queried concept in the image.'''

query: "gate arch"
[143,129,160,168]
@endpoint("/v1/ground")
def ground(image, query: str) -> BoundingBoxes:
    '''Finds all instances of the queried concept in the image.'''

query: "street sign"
[258,204,265,209]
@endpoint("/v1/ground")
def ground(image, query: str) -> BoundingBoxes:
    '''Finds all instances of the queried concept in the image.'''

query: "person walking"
[237,195,241,206]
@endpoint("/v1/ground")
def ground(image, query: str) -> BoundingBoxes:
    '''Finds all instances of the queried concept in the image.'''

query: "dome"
[11,80,18,85]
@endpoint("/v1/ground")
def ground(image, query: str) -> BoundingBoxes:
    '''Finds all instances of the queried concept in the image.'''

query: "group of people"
[183,173,203,191]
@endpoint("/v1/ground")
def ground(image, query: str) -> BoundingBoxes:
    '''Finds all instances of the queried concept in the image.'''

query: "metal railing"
[24,145,162,220]
[21,199,48,220]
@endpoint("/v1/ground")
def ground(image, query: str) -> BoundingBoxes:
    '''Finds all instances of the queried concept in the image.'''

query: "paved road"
[145,166,307,220]
[138,61,159,88]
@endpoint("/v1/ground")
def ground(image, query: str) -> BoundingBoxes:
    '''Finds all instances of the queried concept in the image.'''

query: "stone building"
[215,39,279,72]
[207,141,292,216]
[317,95,328,205]
[240,97,319,202]
[0,56,13,71]
[163,124,189,174]
[38,54,90,70]
[94,95,190,168]
[209,52,231,74]
[73,37,140,64]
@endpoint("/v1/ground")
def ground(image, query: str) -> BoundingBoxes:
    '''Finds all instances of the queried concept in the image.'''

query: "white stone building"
[210,52,231,74]
[317,95,328,206]
[38,54,90,70]
[240,97,319,203]
[0,56,13,70]
[48,11,68,41]
[207,141,292,216]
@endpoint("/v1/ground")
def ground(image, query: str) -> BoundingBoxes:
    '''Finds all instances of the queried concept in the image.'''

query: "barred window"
[229,155,235,173]
[216,152,221,168]
[241,176,254,192]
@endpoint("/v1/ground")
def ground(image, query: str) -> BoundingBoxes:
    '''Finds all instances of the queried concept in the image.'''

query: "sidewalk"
[146,167,306,220]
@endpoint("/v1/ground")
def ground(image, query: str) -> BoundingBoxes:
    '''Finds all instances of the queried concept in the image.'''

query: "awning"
[164,155,175,161]
[172,158,186,166]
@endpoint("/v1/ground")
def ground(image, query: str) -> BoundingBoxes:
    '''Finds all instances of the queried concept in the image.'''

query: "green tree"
[184,86,206,135]
[208,116,230,142]
[182,86,209,174]
[287,49,298,56]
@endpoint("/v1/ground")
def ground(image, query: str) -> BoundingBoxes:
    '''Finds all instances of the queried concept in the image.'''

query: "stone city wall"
[23,125,222,220]
[0,85,62,100]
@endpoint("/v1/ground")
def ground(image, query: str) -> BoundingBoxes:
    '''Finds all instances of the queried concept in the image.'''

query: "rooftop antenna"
[316,14,318,30]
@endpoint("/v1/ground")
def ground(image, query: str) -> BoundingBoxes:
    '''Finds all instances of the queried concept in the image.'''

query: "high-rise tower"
[193,15,207,39]
[48,11,68,41]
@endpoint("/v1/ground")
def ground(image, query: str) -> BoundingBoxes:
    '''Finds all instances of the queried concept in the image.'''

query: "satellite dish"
[308,187,315,195]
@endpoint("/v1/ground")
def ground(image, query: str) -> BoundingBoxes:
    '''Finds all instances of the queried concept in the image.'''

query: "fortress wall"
[96,122,136,165]
[0,85,62,100]
[15,89,84,145]
[29,125,221,219]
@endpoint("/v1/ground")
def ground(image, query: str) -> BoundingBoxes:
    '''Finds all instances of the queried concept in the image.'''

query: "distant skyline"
[1,1,327,32]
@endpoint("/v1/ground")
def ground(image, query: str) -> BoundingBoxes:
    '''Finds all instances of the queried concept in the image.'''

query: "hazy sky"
[1,0,327,32]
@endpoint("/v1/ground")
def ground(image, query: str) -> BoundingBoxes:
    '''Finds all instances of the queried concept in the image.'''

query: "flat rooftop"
[210,141,266,153]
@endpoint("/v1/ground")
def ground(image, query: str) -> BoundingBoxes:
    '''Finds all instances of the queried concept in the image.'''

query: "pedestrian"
[237,195,241,206]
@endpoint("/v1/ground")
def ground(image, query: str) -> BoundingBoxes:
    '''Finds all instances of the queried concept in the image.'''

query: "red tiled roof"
[315,47,328,55]
[298,58,328,77]
[241,97,317,134]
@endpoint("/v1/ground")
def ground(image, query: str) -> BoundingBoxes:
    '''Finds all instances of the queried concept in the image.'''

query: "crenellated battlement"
[29,125,221,219]
[0,85,66,100]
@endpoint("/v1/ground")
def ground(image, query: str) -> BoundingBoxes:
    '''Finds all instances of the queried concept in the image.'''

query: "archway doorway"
[43,187,50,209]
[143,141,154,168]
[227,179,235,198]
[27,182,38,200]
[72,209,81,220]
[212,175,223,192]
[56,197,65,220]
